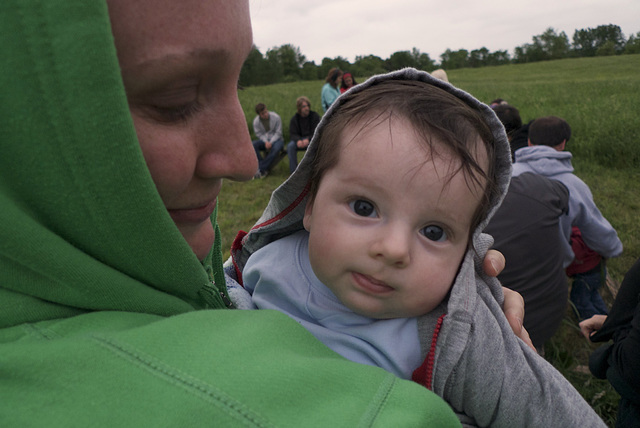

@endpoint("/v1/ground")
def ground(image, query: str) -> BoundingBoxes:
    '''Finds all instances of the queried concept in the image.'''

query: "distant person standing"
[513,116,623,319]
[287,96,320,174]
[340,72,357,93]
[321,68,343,112]
[252,103,284,179]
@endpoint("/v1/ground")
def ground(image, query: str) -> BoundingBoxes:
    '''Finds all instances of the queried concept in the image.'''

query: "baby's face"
[303,115,488,319]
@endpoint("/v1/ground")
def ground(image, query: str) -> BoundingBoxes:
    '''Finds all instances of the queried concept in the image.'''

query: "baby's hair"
[308,79,498,240]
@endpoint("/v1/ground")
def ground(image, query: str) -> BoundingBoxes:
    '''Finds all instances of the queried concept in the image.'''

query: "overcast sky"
[249,0,640,64]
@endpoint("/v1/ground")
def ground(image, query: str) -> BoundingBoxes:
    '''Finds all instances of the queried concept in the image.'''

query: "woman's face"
[107,0,257,260]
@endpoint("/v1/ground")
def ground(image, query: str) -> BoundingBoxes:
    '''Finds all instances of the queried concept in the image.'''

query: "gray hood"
[514,145,574,177]
[231,67,512,276]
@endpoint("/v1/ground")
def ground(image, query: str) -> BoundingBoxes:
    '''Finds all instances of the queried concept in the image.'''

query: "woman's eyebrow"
[127,48,230,72]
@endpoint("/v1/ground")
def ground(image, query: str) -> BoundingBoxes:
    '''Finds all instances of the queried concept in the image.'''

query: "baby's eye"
[421,225,447,242]
[349,200,377,217]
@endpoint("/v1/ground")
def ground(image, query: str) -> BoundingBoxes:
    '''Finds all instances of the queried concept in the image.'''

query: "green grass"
[220,55,640,426]
[450,55,640,168]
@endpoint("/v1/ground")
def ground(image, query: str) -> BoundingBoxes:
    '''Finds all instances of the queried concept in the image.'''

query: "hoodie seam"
[92,334,274,428]
[21,322,61,340]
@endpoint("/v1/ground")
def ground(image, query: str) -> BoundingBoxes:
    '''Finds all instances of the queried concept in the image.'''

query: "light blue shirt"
[243,230,422,379]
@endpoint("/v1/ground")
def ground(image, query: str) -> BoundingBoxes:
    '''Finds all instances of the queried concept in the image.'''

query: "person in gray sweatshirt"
[512,116,623,320]
[231,69,606,427]
[512,116,622,266]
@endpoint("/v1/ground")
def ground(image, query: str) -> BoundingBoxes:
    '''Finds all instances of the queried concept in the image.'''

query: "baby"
[232,69,605,427]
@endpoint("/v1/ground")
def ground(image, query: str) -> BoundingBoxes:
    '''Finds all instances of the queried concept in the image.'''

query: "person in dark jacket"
[580,258,640,428]
[484,172,571,350]
[287,96,320,173]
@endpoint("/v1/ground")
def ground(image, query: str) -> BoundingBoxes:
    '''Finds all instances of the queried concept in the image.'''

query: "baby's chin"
[348,302,436,320]
[348,305,408,320]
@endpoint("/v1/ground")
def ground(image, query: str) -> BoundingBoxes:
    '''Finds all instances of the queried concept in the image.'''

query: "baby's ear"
[303,197,315,231]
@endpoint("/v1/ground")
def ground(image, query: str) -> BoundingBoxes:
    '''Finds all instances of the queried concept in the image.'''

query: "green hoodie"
[0,0,459,426]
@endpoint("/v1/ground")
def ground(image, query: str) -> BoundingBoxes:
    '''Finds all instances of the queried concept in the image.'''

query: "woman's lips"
[352,272,395,294]
[168,200,216,223]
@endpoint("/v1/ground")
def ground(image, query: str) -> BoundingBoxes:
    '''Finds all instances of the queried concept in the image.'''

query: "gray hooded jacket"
[230,68,606,427]
[513,145,622,265]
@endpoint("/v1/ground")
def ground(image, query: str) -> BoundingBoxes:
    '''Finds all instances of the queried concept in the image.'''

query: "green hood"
[0,0,228,328]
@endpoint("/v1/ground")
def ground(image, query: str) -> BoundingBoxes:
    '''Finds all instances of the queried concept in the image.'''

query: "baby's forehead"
[342,110,489,167]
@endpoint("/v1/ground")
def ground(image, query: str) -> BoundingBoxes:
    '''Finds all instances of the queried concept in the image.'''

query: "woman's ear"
[303,196,315,231]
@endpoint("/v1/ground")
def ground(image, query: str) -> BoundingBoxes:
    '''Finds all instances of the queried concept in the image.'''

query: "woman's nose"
[195,97,258,181]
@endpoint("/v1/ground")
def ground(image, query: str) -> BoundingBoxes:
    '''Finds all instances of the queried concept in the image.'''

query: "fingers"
[578,315,607,339]
[483,249,505,277]
[502,287,536,351]
[578,320,593,339]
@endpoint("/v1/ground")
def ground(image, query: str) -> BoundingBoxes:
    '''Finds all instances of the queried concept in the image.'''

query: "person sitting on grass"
[512,116,623,320]
[233,69,606,427]
[252,103,284,178]
[580,257,640,428]
[287,96,320,174]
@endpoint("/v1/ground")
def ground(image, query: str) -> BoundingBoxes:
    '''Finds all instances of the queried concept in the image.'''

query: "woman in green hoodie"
[0,0,527,426]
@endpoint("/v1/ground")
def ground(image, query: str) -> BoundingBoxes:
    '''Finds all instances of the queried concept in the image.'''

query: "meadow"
[220,54,640,426]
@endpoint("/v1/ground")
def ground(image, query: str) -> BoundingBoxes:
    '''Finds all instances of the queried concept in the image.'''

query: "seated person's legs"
[253,139,265,162]
[588,264,609,315]
[287,140,299,173]
[259,138,284,172]
[570,273,600,320]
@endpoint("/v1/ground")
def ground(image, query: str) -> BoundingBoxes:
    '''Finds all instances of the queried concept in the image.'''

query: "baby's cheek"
[308,230,343,280]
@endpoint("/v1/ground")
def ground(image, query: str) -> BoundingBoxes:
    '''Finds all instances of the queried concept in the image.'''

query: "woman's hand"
[579,315,608,339]
[483,249,535,351]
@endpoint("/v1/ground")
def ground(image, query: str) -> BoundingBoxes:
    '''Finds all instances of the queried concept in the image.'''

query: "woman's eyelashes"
[152,101,203,123]
[349,199,377,218]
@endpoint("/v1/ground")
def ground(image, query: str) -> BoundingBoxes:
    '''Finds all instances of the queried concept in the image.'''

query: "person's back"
[484,172,570,349]
[512,116,622,262]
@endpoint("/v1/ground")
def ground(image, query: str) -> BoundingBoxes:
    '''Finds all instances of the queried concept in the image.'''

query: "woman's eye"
[349,200,377,217]
[152,102,202,123]
[421,225,447,242]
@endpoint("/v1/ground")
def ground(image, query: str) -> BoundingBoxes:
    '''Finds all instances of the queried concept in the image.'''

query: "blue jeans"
[570,263,609,320]
[287,140,307,173]
[253,138,284,173]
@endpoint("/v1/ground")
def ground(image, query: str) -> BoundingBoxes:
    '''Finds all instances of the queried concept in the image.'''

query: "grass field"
[221,54,640,426]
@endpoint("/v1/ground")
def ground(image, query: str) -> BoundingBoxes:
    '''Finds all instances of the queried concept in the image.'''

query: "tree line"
[240,24,640,87]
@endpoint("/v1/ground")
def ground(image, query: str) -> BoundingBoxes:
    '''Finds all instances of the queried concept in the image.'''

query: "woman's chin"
[179,222,216,261]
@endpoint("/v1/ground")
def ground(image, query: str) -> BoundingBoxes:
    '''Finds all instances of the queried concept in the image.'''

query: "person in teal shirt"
[321,67,343,112]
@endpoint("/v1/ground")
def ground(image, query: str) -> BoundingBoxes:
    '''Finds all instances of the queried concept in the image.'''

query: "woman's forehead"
[107,0,252,69]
